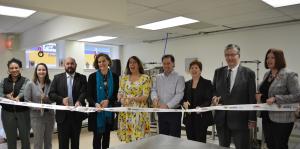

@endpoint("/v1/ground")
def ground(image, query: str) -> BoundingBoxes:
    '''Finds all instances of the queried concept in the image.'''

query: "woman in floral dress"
[117,56,151,143]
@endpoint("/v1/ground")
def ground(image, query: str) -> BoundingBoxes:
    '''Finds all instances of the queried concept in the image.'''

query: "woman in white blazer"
[24,63,54,149]
[257,48,300,149]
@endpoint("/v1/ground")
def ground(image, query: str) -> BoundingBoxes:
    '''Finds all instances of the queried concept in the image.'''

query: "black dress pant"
[216,123,250,149]
[157,112,182,137]
[93,126,111,149]
[262,112,294,149]
[57,113,82,149]
[185,121,208,143]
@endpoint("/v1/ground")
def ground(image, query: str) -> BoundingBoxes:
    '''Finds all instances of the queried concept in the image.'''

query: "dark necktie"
[226,69,232,94]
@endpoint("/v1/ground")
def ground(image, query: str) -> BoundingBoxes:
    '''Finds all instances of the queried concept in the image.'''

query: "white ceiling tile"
[277,4,300,17]
[214,0,254,6]
[7,12,58,33]
[127,3,149,15]
[184,0,275,22]
[126,9,176,26]
[127,0,180,8]
[0,15,23,33]
[193,26,228,32]
[208,9,288,25]
[159,0,269,16]
[224,16,292,28]
[158,0,220,15]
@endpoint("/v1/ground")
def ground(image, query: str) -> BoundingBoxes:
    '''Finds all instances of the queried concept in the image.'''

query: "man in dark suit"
[212,44,256,149]
[49,57,87,149]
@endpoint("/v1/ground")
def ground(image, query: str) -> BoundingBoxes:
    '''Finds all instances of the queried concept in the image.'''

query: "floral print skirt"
[117,111,150,142]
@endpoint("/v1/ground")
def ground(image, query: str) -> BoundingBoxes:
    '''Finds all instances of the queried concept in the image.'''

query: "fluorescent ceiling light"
[0,5,36,18]
[262,0,300,7]
[136,16,199,30]
[78,36,117,42]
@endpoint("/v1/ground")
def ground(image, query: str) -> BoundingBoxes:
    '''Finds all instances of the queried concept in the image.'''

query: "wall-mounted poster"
[25,43,57,68]
[84,44,111,69]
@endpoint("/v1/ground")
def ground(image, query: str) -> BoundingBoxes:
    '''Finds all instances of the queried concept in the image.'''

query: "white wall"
[122,22,300,82]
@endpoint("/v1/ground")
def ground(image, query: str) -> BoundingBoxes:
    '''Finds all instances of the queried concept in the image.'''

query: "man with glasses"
[211,44,256,149]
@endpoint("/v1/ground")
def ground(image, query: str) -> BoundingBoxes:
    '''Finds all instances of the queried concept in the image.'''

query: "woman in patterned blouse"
[117,56,152,143]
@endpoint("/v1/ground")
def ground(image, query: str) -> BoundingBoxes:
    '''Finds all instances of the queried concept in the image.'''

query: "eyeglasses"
[225,53,239,57]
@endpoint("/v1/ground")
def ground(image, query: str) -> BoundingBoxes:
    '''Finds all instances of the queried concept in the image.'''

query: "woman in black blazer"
[87,53,119,149]
[182,60,214,143]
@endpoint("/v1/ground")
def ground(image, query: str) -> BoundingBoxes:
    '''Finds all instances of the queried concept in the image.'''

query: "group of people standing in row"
[0,44,300,149]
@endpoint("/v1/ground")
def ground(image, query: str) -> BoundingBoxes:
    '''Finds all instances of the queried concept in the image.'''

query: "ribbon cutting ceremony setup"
[0,97,299,113]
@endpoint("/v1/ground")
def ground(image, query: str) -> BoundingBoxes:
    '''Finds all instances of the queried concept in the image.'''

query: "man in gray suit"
[212,44,256,149]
